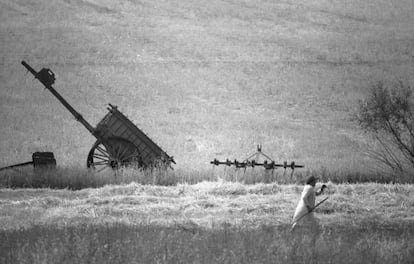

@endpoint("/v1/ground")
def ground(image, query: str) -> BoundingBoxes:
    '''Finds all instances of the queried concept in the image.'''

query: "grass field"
[1,182,413,263]
[2,222,413,264]
[1,0,414,178]
[1,0,414,263]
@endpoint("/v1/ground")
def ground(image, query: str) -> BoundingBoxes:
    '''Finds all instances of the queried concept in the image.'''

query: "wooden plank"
[113,125,128,138]
[111,110,163,154]
[109,119,123,133]
[139,147,150,158]
[105,115,117,128]
[123,130,133,139]
[98,106,173,166]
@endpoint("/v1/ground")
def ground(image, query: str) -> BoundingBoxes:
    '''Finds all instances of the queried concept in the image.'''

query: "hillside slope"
[1,0,414,174]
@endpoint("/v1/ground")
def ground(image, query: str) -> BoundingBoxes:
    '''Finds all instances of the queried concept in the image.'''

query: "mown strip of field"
[1,182,413,230]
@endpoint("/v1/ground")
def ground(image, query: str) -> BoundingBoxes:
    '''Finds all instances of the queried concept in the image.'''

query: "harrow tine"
[209,146,304,174]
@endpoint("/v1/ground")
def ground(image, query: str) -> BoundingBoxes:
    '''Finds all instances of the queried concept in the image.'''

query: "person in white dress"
[291,176,326,232]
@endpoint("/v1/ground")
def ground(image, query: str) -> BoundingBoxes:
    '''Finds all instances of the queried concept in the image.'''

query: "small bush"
[355,81,414,179]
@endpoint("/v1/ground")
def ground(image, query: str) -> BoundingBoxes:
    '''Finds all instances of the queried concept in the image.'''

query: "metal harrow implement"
[21,61,175,172]
[210,145,304,176]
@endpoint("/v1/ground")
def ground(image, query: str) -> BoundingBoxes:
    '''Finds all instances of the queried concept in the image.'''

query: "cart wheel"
[87,137,142,172]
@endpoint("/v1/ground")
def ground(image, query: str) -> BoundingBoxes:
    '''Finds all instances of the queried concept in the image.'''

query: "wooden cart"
[21,61,174,172]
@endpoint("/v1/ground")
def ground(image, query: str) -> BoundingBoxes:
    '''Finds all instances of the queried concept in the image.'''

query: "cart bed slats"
[95,104,172,166]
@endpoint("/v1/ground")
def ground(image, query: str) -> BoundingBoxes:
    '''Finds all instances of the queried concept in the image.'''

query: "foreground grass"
[0,182,413,263]
[1,222,413,264]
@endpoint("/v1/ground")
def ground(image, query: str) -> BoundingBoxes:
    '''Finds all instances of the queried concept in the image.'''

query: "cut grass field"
[1,181,413,230]
[1,182,413,263]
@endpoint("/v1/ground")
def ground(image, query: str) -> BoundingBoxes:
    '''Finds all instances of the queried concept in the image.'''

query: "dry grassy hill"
[1,0,414,177]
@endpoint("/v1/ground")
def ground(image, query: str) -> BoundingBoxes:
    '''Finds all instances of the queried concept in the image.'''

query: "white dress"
[292,184,317,227]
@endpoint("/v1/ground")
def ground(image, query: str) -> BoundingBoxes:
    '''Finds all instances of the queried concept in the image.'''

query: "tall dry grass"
[0,164,411,190]
[1,165,410,190]
[1,222,413,264]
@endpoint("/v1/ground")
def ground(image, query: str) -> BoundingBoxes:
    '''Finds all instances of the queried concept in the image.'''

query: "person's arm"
[316,184,327,196]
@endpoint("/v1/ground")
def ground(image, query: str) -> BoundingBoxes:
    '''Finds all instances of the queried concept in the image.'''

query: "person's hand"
[321,184,327,192]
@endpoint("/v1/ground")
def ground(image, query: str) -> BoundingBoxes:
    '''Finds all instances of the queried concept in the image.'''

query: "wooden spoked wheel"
[87,137,142,172]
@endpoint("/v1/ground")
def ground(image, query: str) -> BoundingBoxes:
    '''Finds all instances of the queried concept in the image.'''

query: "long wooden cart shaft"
[0,161,33,172]
[21,61,96,135]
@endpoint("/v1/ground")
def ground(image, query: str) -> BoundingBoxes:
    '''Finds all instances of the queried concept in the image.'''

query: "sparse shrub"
[355,81,414,180]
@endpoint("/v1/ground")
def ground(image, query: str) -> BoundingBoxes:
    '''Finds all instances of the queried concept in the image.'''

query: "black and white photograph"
[1,0,413,263]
